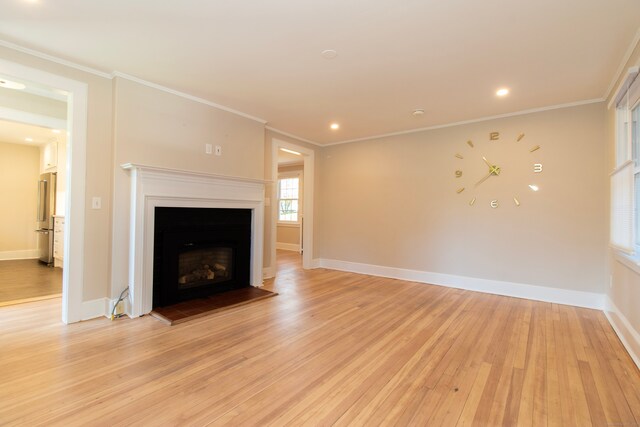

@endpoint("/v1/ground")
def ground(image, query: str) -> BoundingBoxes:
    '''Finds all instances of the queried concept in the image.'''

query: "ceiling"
[0,119,65,147]
[0,0,638,145]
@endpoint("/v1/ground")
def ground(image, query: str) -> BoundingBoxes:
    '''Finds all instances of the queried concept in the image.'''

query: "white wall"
[318,102,608,295]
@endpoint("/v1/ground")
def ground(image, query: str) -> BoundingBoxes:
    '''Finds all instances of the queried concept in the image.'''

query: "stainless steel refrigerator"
[36,172,56,265]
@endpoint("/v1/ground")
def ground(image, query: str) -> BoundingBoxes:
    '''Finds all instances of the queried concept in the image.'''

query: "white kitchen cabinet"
[43,141,58,171]
[53,216,64,268]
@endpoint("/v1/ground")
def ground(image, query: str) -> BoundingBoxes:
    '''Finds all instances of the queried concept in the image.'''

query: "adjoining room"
[0,79,67,307]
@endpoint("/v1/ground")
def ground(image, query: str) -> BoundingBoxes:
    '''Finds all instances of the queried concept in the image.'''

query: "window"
[278,176,300,222]
[611,68,640,254]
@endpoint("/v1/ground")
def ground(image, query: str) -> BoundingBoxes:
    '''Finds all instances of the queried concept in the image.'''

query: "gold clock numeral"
[514,197,520,206]
[517,133,525,142]
[455,170,463,178]
[455,153,464,159]
[490,200,499,208]
[530,145,540,152]
[489,132,500,141]
[457,187,465,194]
[467,140,474,148]
[469,197,476,206]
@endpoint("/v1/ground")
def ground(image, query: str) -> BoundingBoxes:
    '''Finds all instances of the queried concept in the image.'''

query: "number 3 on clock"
[534,163,543,173]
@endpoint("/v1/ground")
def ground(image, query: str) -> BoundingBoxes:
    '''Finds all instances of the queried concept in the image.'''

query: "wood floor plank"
[0,250,638,426]
[544,306,562,427]
[455,361,492,427]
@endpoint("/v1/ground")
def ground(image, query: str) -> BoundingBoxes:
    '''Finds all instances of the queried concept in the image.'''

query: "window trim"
[611,68,640,258]
[614,250,640,276]
[277,172,302,225]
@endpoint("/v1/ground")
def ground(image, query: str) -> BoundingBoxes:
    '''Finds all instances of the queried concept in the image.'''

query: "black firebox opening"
[153,207,251,308]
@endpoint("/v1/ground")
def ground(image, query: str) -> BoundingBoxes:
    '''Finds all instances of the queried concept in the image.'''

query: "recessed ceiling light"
[321,49,338,59]
[496,88,509,97]
[25,137,33,142]
[280,148,301,156]
[330,123,340,130]
[412,109,425,117]
[0,79,26,90]
[52,129,61,134]
[529,184,539,191]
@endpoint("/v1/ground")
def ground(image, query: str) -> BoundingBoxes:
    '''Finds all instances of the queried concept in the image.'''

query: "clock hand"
[482,156,501,175]
[475,171,493,187]
[482,156,493,169]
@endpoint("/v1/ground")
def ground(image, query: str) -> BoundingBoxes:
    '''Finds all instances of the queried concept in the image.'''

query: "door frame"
[271,138,314,270]
[0,59,88,324]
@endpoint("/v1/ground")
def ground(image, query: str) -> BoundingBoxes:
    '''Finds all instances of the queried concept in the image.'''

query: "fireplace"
[152,207,251,308]
[122,163,265,317]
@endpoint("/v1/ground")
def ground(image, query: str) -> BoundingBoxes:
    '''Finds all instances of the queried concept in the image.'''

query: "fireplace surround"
[122,163,265,317]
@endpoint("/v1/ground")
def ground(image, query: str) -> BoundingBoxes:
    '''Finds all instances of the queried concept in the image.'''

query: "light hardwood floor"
[0,250,639,426]
[0,259,62,305]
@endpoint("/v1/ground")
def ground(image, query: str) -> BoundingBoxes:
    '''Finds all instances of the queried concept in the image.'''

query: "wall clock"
[453,131,542,208]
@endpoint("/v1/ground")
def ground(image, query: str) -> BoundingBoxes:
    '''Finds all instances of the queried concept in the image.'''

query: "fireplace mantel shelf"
[121,163,272,185]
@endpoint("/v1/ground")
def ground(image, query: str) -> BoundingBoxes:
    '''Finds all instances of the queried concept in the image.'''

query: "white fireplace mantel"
[122,163,266,317]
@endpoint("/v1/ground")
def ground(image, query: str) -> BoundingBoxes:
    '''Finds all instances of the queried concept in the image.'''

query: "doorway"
[0,118,66,306]
[270,138,314,275]
[0,59,88,323]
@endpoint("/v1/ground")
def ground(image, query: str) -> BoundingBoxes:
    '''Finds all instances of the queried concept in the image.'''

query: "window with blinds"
[611,67,640,254]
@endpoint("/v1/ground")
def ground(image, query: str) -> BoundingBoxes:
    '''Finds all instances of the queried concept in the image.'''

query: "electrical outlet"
[215,145,222,156]
[205,144,212,154]
[115,300,124,315]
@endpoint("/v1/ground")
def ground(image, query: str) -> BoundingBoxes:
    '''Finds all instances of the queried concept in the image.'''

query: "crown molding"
[323,98,605,147]
[112,72,267,124]
[604,26,640,102]
[0,39,112,79]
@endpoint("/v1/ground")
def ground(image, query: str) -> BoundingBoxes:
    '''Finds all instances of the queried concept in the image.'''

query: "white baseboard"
[263,266,275,279]
[318,258,605,310]
[0,249,39,261]
[81,298,109,320]
[276,242,300,251]
[605,296,640,369]
[310,258,321,269]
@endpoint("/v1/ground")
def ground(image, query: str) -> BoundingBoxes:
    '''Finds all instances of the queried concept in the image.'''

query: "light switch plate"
[205,144,212,154]
[215,145,222,156]
[91,197,101,210]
